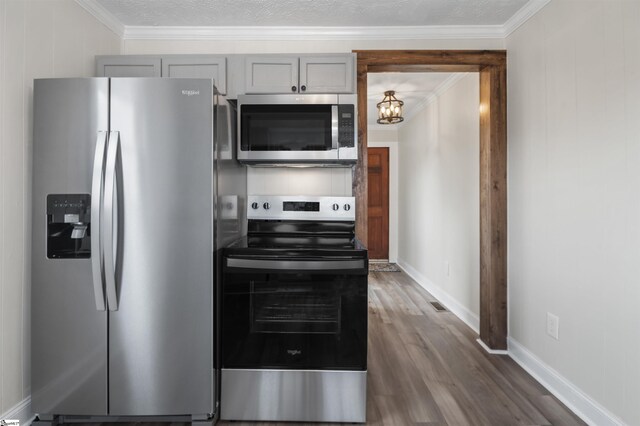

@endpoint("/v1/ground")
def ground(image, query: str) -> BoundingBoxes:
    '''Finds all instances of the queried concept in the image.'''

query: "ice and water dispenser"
[46,194,91,258]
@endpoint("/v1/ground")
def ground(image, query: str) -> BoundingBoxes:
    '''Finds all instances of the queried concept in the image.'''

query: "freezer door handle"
[90,131,108,311]
[104,131,120,311]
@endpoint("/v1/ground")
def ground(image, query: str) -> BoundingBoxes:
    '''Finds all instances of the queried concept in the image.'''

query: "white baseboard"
[396,259,479,334]
[476,338,508,355]
[508,338,627,426]
[0,396,34,425]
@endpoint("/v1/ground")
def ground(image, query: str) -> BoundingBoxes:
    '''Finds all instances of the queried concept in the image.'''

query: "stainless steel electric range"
[220,195,368,423]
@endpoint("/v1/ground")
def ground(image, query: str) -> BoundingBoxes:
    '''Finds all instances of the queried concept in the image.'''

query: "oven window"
[222,269,367,370]
[251,283,341,334]
[240,104,332,151]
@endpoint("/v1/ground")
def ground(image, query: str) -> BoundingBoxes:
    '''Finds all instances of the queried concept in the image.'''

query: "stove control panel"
[248,195,355,221]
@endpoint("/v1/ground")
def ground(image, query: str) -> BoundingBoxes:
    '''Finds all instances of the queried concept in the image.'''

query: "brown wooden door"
[367,147,389,260]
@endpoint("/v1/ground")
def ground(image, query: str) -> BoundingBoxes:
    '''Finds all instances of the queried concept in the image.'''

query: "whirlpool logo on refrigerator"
[181,89,200,96]
[287,349,302,356]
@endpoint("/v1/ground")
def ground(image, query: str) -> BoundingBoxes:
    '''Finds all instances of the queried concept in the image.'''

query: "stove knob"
[332,203,340,211]
[251,202,259,210]
[344,204,351,211]
[263,202,271,210]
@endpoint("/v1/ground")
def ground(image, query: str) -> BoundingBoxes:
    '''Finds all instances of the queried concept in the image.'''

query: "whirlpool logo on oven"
[181,89,200,96]
[287,349,302,356]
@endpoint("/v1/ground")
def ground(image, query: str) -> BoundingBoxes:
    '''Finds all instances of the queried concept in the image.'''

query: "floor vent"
[430,301,447,312]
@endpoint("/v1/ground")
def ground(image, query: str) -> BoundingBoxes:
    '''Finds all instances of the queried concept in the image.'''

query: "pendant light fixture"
[377,90,404,124]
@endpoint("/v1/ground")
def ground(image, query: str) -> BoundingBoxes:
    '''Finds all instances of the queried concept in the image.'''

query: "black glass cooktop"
[224,235,366,257]
[224,220,366,258]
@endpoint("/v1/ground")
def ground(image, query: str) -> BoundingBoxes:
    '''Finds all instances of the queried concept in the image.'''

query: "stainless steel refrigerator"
[31,78,245,422]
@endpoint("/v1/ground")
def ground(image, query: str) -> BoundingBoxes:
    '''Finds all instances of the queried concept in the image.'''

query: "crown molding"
[398,73,467,125]
[122,25,505,41]
[503,0,552,37]
[75,0,552,42]
[75,0,125,37]
[431,72,468,101]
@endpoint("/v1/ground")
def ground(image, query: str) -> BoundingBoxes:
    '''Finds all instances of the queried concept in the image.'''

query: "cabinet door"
[163,55,227,95]
[299,55,355,93]
[96,56,161,77]
[245,56,299,94]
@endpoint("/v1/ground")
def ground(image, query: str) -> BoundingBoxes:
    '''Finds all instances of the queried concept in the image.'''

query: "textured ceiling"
[367,73,456,128]
[95,0,530,27]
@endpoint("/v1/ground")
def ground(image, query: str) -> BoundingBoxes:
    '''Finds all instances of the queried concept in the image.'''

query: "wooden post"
[479,64,508,350]
[354,61,369,246]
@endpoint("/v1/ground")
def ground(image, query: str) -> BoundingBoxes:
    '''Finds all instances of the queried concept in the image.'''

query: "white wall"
[507,1,640,424]
[396,73,480,327]
[367,129,399,262]
[126,38,503,200]
[0,0,120,418]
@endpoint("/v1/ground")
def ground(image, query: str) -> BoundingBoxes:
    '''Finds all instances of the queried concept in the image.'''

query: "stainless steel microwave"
[237,94,357,165]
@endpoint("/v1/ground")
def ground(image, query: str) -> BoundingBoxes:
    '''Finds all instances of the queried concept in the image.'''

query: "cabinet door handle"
[291,85,297,92]
[301,85,306,92]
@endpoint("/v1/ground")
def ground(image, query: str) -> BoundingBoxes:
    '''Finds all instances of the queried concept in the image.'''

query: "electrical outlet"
[546,312,559,340]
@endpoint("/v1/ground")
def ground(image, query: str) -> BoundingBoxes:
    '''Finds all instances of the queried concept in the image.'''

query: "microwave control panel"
[338,105,355,148]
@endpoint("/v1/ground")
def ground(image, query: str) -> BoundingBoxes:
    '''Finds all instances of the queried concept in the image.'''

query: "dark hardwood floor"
[218,271,585,426]
[76,271,584,426]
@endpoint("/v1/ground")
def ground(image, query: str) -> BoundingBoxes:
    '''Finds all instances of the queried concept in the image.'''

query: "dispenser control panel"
[47,194,91,224]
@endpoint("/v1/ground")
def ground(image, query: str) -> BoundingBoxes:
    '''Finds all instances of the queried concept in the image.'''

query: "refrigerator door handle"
[90,131,108,311]
[104,131,120,311]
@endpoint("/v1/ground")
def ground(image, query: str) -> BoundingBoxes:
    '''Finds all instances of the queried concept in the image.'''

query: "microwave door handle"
[331,105,339,150]
[226,257,366,272]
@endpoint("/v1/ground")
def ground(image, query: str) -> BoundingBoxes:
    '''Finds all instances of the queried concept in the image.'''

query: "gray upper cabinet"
[162,55,227,95]
[244,56,299,94]
[96,55,229,95]
[97,53,355,96]
[299,55,355,94]
[96,56,162,78]
[245,54,355,94]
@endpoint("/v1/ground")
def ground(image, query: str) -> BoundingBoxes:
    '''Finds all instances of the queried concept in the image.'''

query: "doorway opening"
[353,50,507,350]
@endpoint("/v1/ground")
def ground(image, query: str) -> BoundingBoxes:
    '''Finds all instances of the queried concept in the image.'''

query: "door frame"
[353,50,507,350]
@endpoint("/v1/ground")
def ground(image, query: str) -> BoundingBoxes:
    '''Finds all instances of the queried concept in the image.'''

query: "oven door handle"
[225,257,366,272]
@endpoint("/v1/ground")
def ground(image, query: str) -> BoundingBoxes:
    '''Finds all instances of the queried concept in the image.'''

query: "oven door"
[222,255,367,370]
